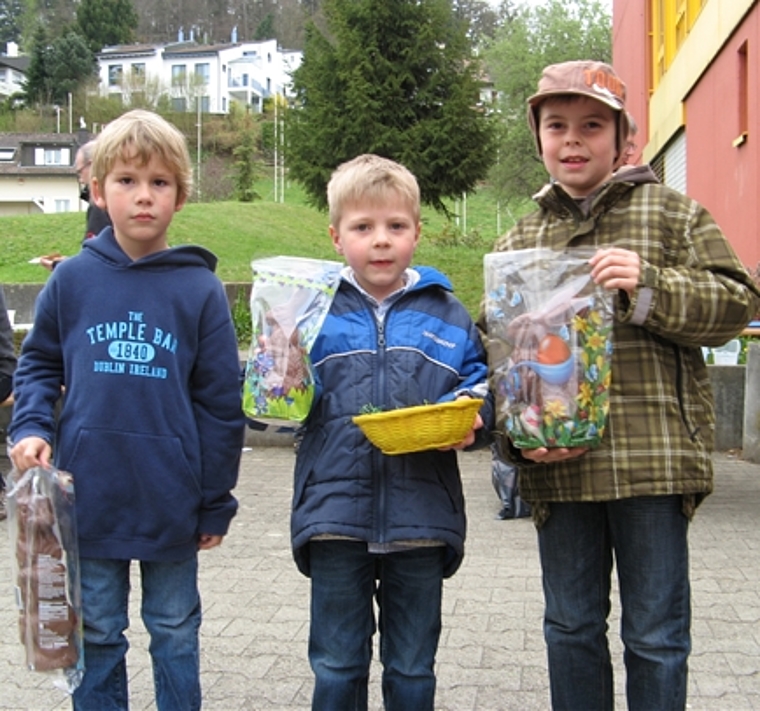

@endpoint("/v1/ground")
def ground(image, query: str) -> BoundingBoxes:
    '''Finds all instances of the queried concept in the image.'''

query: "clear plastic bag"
[484,248,614,449]
[242,256,342,427]
[6,465,84,694]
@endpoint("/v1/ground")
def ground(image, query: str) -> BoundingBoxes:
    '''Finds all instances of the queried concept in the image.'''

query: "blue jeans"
[308,540,445,711]
[538,495,691,711]
[72,557,202,711]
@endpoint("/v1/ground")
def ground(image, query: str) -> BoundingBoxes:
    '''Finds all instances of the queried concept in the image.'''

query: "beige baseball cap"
[527,60,630,158]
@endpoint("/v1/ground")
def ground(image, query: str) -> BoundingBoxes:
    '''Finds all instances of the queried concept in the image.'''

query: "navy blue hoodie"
[10,229,245,562]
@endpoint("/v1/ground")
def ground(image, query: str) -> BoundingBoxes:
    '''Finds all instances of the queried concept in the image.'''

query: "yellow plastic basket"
[352,398,484,455]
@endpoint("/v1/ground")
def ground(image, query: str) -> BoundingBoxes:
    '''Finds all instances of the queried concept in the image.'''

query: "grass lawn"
[0,180,534,318]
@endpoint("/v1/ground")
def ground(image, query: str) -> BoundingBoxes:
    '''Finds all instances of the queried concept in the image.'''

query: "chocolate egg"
[537,334,571,365]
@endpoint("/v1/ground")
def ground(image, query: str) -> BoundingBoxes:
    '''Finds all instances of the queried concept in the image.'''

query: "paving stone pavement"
[1,445,759,710]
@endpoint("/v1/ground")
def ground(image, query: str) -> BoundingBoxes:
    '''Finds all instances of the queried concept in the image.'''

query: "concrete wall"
[709,364,745,452]
[742,343,760,462]
[1,282,252,327]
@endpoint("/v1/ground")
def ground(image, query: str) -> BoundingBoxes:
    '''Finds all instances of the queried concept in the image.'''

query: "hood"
[81,227,218,272]
[533,162,660,217]
[610,163,660,186]
[413,265,453,292]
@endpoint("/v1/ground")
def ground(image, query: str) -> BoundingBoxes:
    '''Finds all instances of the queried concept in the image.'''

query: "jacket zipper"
[372,315,388,544]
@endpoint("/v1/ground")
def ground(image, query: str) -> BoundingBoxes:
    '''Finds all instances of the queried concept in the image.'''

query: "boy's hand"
[589,247,640,296]
[39,254,66,271]
[521,446,588,463]
[10,437,53,472]
[440,408,484,451]
[198,534,224,550]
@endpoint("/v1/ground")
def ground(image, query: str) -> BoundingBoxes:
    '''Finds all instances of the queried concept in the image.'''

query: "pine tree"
[287,0,496,213]
[0,0,23,44]
[76,0,138,53]
[22,23,53,106]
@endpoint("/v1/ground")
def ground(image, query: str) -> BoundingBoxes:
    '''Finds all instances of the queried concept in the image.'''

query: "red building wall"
[612,0,649,166]
[613,1,760,270]
[684,11,759,270]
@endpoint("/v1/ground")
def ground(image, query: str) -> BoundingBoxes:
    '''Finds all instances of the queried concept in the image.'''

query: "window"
[650,0,707,88]
[199,96,210,113]
[54,199,70,213]
[0,148,14,162]
[735,41,749,147]
[131,63,146,78]
[195,63,210,84]
[108,65,123,87]
[35,148,71,166]
[45,149,63,165]
[171,97,187,112]
[172,64,187,87]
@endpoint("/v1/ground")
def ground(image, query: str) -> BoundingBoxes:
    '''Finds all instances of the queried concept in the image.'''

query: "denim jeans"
[308,540,445,711]
[72,556,202,711]
[537,495,691,711]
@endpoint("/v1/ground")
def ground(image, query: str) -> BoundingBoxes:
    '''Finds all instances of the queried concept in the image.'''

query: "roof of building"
[0,132,80,176]
[0,55,30,72]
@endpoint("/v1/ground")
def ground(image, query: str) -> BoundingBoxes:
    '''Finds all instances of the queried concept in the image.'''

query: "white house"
[96,38,302,114]
[0,42,29,102]
[0,132,84,217]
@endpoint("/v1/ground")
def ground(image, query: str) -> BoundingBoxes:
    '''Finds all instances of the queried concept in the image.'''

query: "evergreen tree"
[22,23,54,106]
[22,23,96,106]
[47,31,97,102]
[0,0,23,44]
[76,0,138,53]
[253,13,274,40]
[232,118,260,202]
[287,0,496,213]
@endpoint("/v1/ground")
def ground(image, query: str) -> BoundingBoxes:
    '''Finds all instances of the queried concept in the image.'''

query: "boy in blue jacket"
[291,154,493,711]
[9,109,245,711]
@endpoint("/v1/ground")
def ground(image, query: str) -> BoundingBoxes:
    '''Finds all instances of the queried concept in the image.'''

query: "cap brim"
[527,89,624,112]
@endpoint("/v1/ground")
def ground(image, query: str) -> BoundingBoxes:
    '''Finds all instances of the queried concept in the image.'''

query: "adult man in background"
[40,140,112,270]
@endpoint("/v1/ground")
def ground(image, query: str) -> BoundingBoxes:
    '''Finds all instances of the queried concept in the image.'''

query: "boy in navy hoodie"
[9,109,245,711]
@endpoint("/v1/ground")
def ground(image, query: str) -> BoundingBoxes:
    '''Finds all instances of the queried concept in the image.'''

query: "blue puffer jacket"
[291,267,493,578]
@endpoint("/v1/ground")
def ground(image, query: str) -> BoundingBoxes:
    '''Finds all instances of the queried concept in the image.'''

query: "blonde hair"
[91,109,193,205]
[327,154,420,226]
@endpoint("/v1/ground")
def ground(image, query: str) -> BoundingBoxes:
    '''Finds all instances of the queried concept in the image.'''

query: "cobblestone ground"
[1,447,758,710]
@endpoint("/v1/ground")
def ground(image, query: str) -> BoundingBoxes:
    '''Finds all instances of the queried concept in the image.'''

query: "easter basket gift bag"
[483,248,614,449]
[243,256,342,428]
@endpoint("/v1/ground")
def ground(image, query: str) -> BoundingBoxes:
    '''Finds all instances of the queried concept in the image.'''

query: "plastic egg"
[537,334,571,365]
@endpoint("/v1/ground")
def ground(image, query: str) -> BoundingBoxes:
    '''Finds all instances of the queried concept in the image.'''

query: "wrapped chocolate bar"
[243,256,342,428]
[484,248,614,449]
[6,465,84,693]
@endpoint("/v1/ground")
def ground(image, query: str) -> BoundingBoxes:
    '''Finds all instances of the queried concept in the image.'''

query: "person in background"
[0,285,17,521]
[616,111,639,172]
[291,153,492,710]
[9,109,245,710]
[40,140,112,271]
[480,60,760,711]
[76,139,113,240]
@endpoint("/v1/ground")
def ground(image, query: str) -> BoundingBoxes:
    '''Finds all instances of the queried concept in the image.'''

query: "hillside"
[0,186,531,317]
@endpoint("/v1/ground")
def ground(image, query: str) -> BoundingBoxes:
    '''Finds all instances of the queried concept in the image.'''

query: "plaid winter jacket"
[483,166,760,510]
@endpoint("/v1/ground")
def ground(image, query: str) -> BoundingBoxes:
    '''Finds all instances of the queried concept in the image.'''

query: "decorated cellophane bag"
[484,248,614,449]
[6,465,84,694]
[243,256,342,428]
